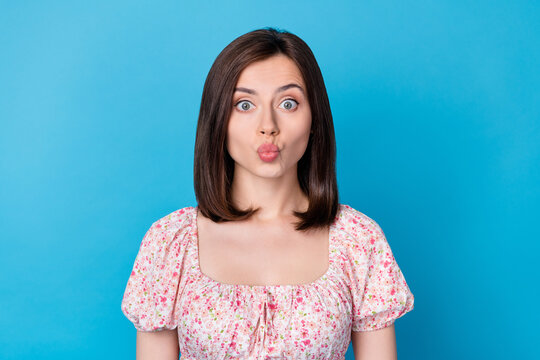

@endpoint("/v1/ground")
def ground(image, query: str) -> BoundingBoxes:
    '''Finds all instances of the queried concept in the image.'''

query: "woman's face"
[226,54,312,179]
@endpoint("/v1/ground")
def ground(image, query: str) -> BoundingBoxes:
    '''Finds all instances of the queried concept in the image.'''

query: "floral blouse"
[121,203,414,359]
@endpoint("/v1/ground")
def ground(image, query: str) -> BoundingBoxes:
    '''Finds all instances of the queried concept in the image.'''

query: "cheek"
[288,131,310,155]
[287,115,312,142]
[226,119,250,155]
[283,121,312,157]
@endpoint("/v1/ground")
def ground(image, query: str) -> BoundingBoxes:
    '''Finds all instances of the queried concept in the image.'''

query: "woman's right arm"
[136,329,179,360]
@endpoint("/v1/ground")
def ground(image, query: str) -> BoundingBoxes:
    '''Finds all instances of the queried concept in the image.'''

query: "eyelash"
[234,98,299,112]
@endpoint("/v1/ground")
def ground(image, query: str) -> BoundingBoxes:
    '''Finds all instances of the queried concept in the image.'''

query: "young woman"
[121,27,414,360]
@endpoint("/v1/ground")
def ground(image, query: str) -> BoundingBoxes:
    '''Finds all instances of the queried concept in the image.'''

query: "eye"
[234,100,254,112]
[279,98,298,111]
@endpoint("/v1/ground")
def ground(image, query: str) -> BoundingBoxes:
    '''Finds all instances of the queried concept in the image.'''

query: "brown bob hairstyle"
[193,27,339,231]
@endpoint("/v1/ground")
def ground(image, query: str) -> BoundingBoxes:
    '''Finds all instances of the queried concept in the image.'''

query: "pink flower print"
[119,205,415,358]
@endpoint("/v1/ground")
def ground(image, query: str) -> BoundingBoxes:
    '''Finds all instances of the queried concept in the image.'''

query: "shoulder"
[336,203,386,244]
[122,205,197,331]
[149,205,196,232]
[142,205,197,246]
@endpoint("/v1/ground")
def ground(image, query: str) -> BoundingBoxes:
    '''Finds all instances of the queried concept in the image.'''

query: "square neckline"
[190,205,340,289]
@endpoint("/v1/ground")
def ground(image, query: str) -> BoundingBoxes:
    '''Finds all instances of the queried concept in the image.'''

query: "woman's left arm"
[351,323,397,360]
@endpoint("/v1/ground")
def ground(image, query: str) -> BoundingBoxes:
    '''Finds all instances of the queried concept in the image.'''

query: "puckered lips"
[257,143,279,162]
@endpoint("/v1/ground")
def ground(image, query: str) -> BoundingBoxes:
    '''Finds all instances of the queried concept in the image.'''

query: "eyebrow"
[234,83,305,96]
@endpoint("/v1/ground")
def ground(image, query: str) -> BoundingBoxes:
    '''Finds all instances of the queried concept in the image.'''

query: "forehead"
[236,54,305,88]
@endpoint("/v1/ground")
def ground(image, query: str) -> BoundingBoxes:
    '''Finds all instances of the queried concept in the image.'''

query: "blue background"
[1,1,538,359]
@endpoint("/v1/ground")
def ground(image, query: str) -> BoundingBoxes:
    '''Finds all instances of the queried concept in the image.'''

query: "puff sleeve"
[121,218,186,332]
[349,218,415,332]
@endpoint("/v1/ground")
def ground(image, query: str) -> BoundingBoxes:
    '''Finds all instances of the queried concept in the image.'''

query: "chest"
[196,212,330,286]
[175,208,356,359]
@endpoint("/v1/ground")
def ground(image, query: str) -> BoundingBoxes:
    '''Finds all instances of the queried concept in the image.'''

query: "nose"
[258,106,279,136]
